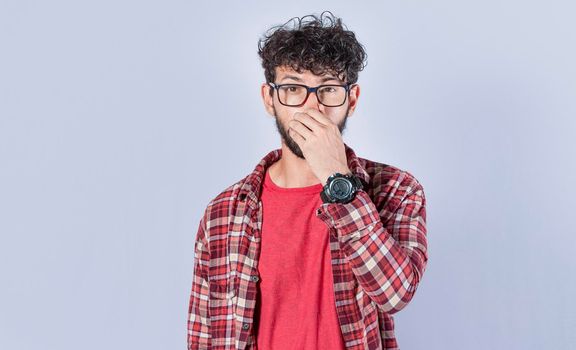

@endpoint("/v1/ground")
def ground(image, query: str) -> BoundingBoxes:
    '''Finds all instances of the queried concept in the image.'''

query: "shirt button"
[250,275,259,282]
[316,208,322,215]
[242,323,250,330]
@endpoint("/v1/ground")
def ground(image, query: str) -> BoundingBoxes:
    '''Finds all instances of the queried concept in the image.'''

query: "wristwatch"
[320,172,364,204]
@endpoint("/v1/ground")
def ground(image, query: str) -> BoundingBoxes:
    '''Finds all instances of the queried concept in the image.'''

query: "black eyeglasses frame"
[267,82,354,107]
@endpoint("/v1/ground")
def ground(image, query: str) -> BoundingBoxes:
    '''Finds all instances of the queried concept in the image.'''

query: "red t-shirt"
[254,169,346,350]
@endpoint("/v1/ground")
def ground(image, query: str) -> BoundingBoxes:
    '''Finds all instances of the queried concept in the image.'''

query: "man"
[187,11,428,350]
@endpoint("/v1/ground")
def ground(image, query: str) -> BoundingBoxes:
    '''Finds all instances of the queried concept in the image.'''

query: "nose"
[302,89,323,110]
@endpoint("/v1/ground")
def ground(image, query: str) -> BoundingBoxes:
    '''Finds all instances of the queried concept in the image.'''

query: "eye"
[280,85,303,94]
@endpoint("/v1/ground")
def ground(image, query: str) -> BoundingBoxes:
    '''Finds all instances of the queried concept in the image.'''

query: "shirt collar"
[238,142,370,207]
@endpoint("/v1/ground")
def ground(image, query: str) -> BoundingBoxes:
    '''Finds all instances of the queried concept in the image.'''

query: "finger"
[289,126,306,142]
[303,109,333,127]
[293,112,325,132]
[289,119,313,139]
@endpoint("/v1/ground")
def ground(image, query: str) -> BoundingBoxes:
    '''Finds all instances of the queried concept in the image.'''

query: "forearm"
[318,187,428,313]
[187,218,211,349]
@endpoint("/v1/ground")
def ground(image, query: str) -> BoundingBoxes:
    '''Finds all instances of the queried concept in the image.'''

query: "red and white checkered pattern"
[188,143,428,350]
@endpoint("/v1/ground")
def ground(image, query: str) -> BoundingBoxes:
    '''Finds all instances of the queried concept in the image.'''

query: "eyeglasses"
[268,82,353,107]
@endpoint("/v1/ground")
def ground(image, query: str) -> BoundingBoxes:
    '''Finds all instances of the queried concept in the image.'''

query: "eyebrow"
[279,75,341,83]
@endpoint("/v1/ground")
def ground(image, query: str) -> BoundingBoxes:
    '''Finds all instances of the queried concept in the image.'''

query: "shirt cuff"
[315,190,382,241]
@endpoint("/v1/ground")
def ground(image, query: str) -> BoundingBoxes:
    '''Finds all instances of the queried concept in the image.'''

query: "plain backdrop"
[1,1,575,349]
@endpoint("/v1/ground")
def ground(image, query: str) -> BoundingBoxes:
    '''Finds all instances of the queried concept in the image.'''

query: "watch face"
[329,177,353,199]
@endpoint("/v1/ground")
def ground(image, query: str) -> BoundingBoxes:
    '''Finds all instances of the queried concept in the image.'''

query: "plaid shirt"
[187,142,428,350]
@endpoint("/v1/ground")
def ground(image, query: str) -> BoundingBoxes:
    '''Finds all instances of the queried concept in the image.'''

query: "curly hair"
[258,11,368,96]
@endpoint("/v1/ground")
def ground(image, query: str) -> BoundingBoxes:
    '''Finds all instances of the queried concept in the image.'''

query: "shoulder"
[358,156,426,216]
[361,157,424,191]
[199,175,250,232]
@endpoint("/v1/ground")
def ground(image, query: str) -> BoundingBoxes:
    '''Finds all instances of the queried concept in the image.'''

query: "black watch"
[320,172,364,204]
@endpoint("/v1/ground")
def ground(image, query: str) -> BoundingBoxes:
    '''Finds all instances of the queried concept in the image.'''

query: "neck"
[268,142,322,188]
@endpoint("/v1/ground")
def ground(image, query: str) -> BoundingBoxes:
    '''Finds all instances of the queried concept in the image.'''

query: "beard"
[273,105,350,160]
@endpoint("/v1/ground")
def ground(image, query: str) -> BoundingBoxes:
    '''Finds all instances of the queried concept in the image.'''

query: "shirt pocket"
[208,276,236,300]
[208,276,238,318]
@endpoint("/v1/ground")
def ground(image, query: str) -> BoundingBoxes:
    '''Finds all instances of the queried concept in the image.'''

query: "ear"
[261,83,276,117]
[346,84,360,116]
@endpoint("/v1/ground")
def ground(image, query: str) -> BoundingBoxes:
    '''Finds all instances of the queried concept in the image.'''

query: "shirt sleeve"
[187,214,211,349]
[317,180,428,314]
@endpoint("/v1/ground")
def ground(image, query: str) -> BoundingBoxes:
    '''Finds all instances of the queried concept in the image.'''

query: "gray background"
[1,1,575,349]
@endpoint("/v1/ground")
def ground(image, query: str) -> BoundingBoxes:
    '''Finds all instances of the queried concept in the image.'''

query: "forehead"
[275,65,343,82]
